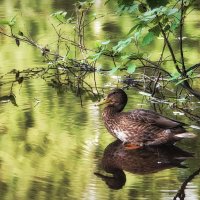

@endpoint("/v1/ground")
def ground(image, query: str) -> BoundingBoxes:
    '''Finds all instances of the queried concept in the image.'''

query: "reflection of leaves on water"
[0,181,8,197]
[0,93,18,106]
[0,124,8,135]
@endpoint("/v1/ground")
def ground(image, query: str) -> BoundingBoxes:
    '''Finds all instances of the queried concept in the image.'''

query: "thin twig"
[179,0,186,76]
[152,72,161,97]
[157,16,182,74]
[158,38,167,65]
[186,63,200,73]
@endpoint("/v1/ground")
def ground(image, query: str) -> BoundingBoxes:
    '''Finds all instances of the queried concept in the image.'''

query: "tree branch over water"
[1,0,200,101]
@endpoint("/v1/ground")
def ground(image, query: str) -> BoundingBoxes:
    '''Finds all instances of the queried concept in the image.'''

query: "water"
[0,1,200,200]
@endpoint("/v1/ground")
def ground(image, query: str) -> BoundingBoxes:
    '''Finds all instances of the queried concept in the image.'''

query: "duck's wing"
[128,109,185,129]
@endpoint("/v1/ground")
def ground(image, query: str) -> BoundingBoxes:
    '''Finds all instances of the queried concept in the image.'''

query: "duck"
[97,88,196,149]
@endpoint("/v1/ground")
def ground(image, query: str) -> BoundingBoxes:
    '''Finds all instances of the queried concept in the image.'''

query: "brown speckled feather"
[128,109,185,128]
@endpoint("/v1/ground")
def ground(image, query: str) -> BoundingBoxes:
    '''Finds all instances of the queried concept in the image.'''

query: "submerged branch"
[173,168,200,200]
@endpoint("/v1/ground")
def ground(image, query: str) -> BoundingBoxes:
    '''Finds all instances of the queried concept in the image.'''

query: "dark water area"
[0,1,200,200]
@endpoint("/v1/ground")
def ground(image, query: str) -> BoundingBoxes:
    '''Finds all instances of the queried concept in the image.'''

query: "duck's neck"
[102,106,120,119]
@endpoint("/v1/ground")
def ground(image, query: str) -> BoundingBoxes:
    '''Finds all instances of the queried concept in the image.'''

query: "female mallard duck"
[97,88,195,149]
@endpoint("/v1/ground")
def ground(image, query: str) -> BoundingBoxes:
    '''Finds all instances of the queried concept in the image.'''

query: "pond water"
[0,1,200,200]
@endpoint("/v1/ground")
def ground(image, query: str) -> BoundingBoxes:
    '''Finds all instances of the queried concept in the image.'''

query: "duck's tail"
[175,132,196,139]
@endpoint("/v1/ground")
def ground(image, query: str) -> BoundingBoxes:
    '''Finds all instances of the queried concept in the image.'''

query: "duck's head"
[97,89,127,112]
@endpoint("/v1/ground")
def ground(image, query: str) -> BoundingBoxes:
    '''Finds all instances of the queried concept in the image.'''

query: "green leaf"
[187,69,194,76]
[128,4,138,13]
[140,7,160,22]
[127,64,137,74]
[166,8,178,16]
[142,14,156,22]
[142,31,155,46]
[51,11,67,23]
[167,72,181,81]
[8,16,16,27]
[120,54,130,60]
[143,8,159,17]
[149,25,160,37]
[109,66,120,75]
[170,21,179,31]
[134,30,142,40]
[67,17,74,23]
[101,40,110,45]
[174,12,181,22]
[175,78,189,85]
[128,24,139,35]
[87,52,102,61]
[112,37,133,53]
[170,12,181,31]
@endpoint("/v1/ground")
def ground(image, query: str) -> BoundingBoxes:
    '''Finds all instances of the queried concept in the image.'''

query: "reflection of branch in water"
[173,167,200,200]
[0,76,18,107]
[0,93,18,106]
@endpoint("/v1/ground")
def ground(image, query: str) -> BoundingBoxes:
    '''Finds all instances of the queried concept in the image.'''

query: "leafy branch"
[100,0,200,99]
[0,0,200,100]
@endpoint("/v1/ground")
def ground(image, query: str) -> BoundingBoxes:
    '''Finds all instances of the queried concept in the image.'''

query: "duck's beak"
[95,98,110,106]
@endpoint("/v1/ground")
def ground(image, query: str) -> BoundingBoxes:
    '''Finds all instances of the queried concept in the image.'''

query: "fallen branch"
[173,167,200,200]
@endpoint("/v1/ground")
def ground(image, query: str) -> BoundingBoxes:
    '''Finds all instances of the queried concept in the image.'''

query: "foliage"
[1,2,200,200]
[0,0,200,99]
[101,0,200,99]
[0,16,16,27]
[51,11,69,23]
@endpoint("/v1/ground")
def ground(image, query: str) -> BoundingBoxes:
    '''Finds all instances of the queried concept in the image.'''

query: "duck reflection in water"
[95,140,193,190]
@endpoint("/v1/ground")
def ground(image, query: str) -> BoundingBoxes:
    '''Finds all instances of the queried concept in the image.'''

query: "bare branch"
[173,167,200,200]
[157,16,182,74]
[179,0,186,76]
